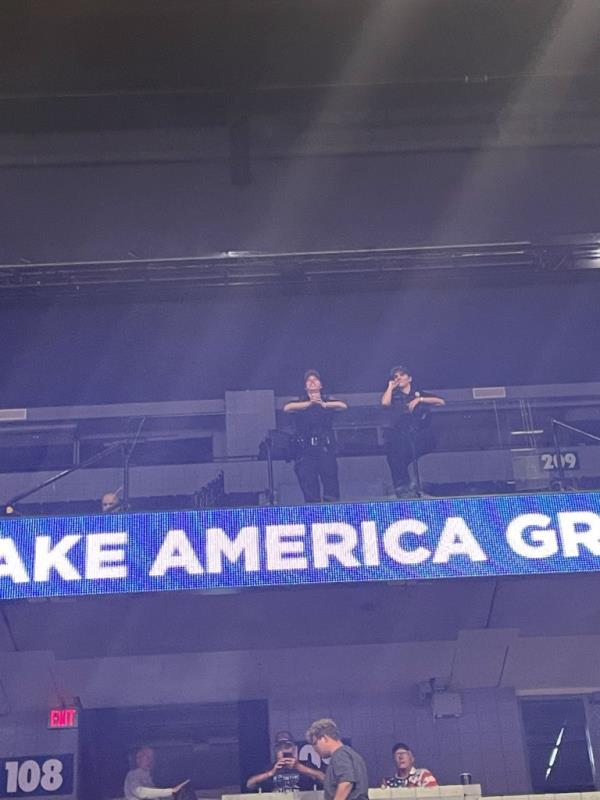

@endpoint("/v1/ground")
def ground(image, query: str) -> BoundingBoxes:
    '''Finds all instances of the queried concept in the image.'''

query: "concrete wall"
[0,652,77,799]
[4,632,600,795]
[270,688,530,794]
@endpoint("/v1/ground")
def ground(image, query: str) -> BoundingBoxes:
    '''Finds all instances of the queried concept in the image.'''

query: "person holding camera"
[246,741,325,792]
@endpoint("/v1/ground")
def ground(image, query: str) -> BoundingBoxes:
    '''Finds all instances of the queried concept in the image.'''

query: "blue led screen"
[2,491,600,600]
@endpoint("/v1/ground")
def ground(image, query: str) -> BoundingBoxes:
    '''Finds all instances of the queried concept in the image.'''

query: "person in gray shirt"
[305,719,368,800]
[124,746,189,800]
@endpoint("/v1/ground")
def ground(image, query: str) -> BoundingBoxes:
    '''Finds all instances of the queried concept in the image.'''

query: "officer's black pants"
[386,427,433,492]
[294,446,340,503]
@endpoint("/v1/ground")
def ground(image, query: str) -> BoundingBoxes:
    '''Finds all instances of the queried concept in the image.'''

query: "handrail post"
[551,418,565,491]
[264,436,276,506]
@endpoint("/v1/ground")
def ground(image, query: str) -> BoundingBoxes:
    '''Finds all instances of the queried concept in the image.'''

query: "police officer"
[284,370,348,503]
[381,365,445,497]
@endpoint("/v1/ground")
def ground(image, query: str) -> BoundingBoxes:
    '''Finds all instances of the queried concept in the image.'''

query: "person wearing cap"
[381,742,438,788]
[380,365,444,498]
[274,730,295,745]
[246,740,324,792]
[283,370,347,503]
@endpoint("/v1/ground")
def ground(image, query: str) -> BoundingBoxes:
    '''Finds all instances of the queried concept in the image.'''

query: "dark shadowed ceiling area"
[2,0,600,133]
[2,573,600,660]
[1,0,590,93]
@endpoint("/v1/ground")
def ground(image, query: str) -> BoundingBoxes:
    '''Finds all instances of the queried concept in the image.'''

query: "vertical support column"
[224,390,276,494]
[238,700,270,792]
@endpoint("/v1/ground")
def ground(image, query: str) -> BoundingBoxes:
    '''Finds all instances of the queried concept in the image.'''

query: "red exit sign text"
[48,708,78,729]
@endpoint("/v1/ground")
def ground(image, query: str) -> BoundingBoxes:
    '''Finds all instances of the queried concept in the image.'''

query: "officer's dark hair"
[303,369,322,384]
[302,369,326,399]
[389,365,411,379]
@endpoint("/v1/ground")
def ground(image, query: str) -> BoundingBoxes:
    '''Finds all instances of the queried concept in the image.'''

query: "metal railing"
[552,419,600,490]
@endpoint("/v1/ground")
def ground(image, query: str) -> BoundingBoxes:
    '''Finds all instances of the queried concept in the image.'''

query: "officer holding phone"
[380,365,445,498]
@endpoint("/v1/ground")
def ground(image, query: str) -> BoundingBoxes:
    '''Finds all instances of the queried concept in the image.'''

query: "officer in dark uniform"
[381,365,445,497]
[284,370,348,503]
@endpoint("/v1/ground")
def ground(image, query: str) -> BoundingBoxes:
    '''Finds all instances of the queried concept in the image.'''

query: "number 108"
[4,758,64,794]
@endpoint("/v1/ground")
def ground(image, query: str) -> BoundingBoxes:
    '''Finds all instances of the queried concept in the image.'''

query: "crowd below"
[124,718,438,800]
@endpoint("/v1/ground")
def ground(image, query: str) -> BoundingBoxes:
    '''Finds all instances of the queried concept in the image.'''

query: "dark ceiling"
[2,0,600,293]
[3,573,600,660]
[2,0,585,95]
[2,1,599,138]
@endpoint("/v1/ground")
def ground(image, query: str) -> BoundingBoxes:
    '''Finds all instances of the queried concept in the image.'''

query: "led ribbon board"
[2,491,600,600]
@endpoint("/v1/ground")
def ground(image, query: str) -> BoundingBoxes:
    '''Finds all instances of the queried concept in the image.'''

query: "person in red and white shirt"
[381,742,438,788]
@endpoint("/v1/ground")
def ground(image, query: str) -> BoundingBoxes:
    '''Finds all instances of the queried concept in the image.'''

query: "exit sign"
[48,708,78,729]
